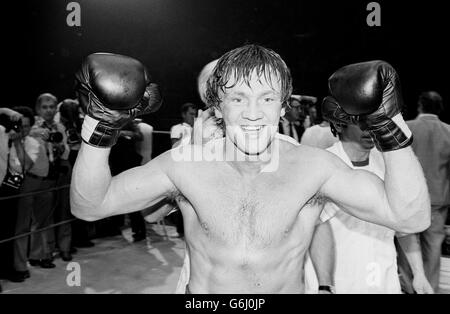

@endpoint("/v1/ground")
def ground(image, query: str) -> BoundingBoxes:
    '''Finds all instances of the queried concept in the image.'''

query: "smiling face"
[204,44,292,155]
[214,70,284,155]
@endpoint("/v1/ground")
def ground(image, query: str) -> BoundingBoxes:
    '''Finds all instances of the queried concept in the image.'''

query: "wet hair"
[418,91,443,115]
[35,93,57,112]
[205,44,293,109]
[12,106,35,126]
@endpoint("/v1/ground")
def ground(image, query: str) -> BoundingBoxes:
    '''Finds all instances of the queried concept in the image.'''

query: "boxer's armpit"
[305,192,329,207]
[167,189,182,203]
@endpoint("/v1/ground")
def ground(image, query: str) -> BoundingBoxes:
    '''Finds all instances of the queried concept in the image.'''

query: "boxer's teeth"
[241,125,263,132]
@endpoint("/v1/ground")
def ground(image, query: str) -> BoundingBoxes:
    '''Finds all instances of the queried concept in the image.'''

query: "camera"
[2,171,24,190]
[66,128,81,145]
[0,113,22,132]
[48,131,63,143]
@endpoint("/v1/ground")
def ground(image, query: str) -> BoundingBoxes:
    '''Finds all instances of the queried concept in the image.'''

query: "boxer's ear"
[214,107,223,119]
[280,107,286,117]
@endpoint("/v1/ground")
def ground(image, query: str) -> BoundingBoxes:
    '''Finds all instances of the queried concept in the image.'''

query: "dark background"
[3,0,448,155]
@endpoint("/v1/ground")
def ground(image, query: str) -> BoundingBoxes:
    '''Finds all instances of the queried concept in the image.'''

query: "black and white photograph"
[0,0,449,297]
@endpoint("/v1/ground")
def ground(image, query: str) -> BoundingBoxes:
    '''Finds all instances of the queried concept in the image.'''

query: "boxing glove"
[321,96,354,127]
[326,60,412,151]
[75,53,162,147]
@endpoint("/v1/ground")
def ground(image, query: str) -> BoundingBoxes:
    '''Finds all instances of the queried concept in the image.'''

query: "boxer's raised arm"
[71,144,175,221]
[320,150,429,233]
[320,61,430,233]
[70,53,164,221]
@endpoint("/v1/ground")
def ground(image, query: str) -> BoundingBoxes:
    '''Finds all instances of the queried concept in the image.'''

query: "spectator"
[10,104,56,279]
[31,94,72,262]
[405,91,450,291]
[59,99,94,249]
[0,107,26,283]
[59,99,82,165]
[109,120,147,242]
[135,118,153,165]
[168,103,198,237]
[307,103,318,126]
[278,95,304,142]
[170,103,197,148]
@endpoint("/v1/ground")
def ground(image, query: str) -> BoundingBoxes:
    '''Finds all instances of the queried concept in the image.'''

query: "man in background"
[405,91,450,291]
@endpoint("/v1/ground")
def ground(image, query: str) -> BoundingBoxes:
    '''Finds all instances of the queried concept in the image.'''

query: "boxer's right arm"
[70,53,165,221]
[71,145,175,221]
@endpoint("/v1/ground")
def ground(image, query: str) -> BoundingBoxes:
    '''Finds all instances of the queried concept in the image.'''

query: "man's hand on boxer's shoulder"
[75,53,162,148]
[191,108,223,145]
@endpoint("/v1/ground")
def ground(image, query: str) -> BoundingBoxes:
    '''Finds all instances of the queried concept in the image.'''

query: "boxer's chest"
[175,162,321,248]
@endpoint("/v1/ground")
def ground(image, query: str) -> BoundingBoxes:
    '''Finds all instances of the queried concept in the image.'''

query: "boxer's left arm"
[319,150,429,233]
[309,220,335,292]
[319,61,430,233]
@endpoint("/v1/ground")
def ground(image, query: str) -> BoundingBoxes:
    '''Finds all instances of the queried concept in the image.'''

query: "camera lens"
[49,131,63,143]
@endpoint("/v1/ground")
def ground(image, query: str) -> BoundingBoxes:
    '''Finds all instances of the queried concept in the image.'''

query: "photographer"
[59,99,94,248]
[0,106,45,282]
[0,108,23,287]
[0,108,23,183]
[29,93,73,262]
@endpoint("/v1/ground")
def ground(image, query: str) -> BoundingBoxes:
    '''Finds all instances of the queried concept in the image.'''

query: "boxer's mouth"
[240,125,264,132]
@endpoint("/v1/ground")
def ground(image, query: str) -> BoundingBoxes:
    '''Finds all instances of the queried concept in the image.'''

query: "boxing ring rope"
[151,130,171,135]
[0,219,76,245]
[0,184,70,202]
[0,129,172,245]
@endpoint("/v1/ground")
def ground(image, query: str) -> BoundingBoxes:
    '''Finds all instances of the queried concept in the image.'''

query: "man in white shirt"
[0,106,49,282]
[32,93,74,261]
[300,120,338,149]
[170,103,197,148]
[305,100,433,293]
[135,118,153,165]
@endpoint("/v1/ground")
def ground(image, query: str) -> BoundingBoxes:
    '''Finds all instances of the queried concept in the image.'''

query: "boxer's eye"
[231,98,242,103]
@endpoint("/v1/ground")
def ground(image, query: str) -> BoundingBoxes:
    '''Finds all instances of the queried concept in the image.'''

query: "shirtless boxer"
[175,61,335,293]
[71,45,430,293]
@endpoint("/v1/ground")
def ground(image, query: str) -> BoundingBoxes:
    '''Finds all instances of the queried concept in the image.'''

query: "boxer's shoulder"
[282,143,348,181]
[286,142,334,163]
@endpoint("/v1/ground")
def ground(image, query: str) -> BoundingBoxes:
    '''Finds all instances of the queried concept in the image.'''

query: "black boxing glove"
[327,60,412,151]
[75,53,162,147]
[321,96,354,127]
